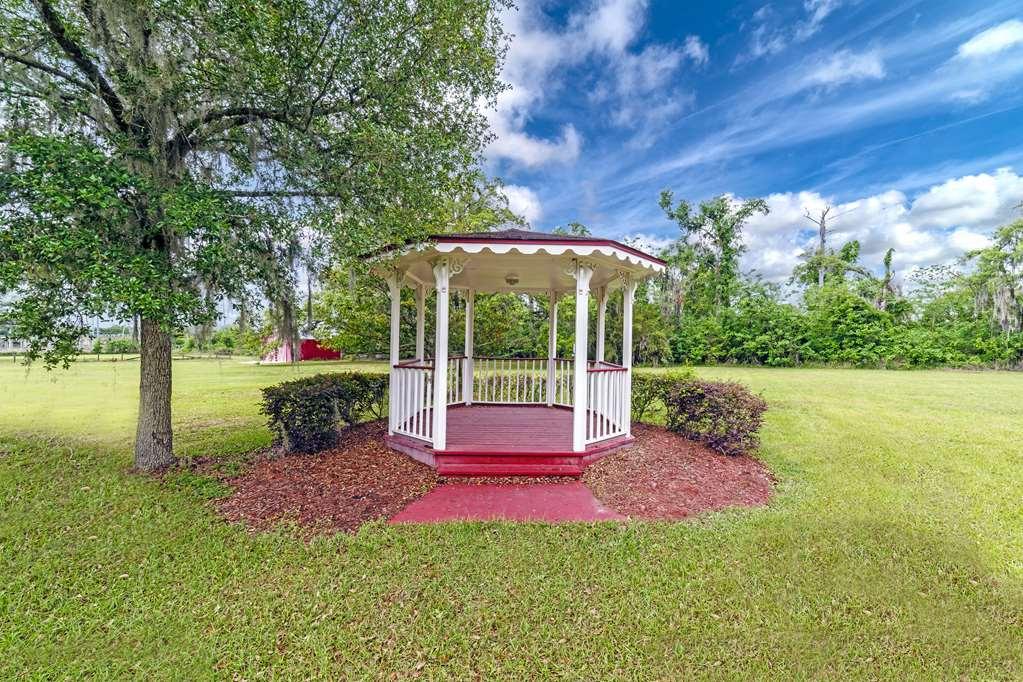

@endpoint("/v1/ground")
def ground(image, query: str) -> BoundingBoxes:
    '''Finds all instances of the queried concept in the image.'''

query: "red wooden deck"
[384,405,633,476]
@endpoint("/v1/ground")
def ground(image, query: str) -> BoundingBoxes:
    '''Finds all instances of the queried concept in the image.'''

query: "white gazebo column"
[546,290,559,406]
[621,274,638,436]
[571,261,594,452]
[414,284,427,360]
[595,285,608,362]
[463,288,475,405]
[431,259,451,450]
[386,269,404,435]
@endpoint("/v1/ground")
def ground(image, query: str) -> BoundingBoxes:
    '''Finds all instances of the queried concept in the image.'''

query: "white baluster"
[410,369,417,436]
[599,373,605,438]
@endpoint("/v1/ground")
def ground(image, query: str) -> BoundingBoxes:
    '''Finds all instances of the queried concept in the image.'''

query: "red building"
[261,336,341,363]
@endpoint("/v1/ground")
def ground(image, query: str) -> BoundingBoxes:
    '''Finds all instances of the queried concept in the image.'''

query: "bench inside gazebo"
[377,229,665,476]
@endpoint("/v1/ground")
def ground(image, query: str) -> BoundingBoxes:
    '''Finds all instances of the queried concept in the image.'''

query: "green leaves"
[966,219,1023,334]
[1,0,509,366]
[660,192,770,315]
[0,132,286,366]
[261,372,388,453]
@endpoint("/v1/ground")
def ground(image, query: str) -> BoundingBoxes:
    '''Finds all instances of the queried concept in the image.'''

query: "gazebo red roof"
[429,228,667,265]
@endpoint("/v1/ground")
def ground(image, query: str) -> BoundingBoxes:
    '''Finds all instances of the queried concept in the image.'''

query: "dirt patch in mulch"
[215,422,436,534]
[441,475,577,485]
[583,424,774,519]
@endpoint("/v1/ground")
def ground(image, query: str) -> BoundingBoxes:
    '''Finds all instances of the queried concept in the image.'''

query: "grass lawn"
[1,357,1022,679]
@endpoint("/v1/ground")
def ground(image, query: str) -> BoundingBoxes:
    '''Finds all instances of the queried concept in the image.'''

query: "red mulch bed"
[583,424,773,519]
[215,422,436,533]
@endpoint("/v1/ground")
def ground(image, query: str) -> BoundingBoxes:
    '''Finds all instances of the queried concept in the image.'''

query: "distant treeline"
[314,199,1023,370]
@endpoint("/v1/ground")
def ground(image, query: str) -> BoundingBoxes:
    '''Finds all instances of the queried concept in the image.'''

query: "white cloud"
[795,0,845,41]
[616,44,685,95]
[802,50,885,89]
[949,229,993,252]
[743,21,787,63]
[501,184,543,224]
[957,19,1023,59]
[740,168,1023,281]
[487,120,582,168]
[572,0,646,53]
[739,0,845,65]
[487,0,697,166]
[611,92,694,147]
[623,232,675,256]
[908,167,1023,228]
[484,3,587,167]
[683,35,709,66]
[640,19,1023,185]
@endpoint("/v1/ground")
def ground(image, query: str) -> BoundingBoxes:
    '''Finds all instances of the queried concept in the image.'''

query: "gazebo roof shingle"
[434,228,609,243]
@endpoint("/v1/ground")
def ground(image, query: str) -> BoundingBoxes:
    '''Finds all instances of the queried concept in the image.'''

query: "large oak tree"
[0,0,508,470]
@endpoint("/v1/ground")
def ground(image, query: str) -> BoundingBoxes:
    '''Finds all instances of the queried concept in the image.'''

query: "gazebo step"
[436,458,584,477]
[384,406,635,477]
[434,439,633,477]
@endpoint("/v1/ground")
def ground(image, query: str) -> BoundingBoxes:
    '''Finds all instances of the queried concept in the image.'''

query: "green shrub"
[261,372,387,453]
[631,368,695,422]
[664,380,767,456]
[105,338,139,354]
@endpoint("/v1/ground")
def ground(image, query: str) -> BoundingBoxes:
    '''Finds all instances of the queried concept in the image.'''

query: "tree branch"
[33,0,130,134]
[226,189,341,198]
[0,49,92,90]
[1,86,98,122]
[167,107,305,159]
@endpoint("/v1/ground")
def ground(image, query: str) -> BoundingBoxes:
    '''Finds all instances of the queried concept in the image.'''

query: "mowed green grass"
[1,358,1021,679]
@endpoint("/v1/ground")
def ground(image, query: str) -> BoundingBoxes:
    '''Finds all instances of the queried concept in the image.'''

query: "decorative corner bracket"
[385,267,406,298]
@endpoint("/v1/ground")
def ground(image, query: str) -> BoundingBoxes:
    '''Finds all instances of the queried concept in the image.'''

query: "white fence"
[389,356,627,446]
[389,361,433,442]
[447,356,467,406]
[471,357,573,406]
[585,363,629,444]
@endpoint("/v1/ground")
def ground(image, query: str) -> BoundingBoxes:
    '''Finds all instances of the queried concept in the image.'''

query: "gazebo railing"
[471,356,573,406]
[390,359,433,442]
[585,361,629,444]
[391,356,628,447]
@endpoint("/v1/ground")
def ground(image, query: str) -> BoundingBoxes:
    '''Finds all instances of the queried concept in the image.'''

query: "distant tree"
[804,206,833,287]
[0,0,507,470]
[654,238,699,321]
[967,220,1023,333]
[874,248,897,311]
[792,238,870,289]
[450,181,526,232]
[659,192,769,314]
[909,265,969,326]
[552,221,591,236]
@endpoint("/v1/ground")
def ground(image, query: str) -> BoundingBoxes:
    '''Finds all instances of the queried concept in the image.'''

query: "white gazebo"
[376,229,665,476]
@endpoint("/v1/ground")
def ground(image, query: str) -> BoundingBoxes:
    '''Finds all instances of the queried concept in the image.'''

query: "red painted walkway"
[390,483,625,523]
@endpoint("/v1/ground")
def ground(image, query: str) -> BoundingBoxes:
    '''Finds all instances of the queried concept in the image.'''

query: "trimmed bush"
[261,372,387,453]
[664,380,767,456]
[105,338,140,354]
[630,368,695,422]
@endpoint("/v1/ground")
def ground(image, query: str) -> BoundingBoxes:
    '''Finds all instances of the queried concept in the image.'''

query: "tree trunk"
[133,318,174,471]
[817,213,827,288]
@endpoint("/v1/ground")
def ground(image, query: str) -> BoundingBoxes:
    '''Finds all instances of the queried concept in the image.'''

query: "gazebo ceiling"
[381,228,666,293]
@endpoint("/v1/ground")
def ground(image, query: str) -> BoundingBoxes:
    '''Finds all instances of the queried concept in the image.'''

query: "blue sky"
[486,0,1023,280]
